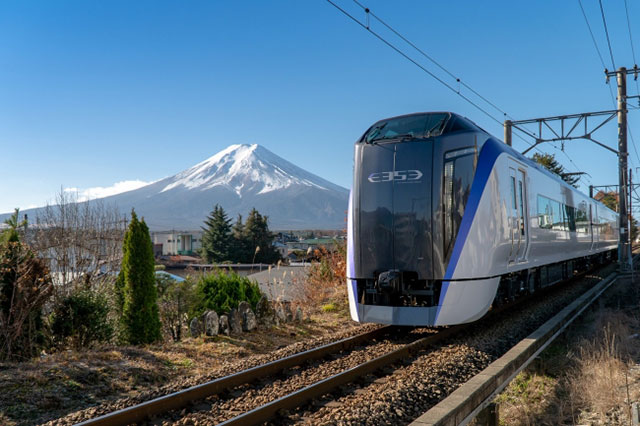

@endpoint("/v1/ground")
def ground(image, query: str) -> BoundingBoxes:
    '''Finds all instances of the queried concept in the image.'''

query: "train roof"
[360,111,618,217]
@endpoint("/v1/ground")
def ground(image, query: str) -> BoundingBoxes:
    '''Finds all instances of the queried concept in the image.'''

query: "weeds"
[304,242,347,309]
[497,308,640,425]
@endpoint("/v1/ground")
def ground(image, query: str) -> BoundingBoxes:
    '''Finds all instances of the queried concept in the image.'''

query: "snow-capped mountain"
[9,144,349,230]
[159,144,345,197]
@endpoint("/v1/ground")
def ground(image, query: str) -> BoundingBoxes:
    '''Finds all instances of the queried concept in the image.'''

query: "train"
[346,112,618,326]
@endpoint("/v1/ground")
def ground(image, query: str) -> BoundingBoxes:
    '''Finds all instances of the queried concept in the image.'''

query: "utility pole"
[606,67,632,270]
[618,68,628,270]
[504,120,512,147]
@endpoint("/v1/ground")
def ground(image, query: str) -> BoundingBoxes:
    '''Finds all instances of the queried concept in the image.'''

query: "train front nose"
[351,140,438,311]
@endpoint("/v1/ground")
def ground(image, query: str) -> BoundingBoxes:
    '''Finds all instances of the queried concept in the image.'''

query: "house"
[285,238,337,252]
[151,230,203,256]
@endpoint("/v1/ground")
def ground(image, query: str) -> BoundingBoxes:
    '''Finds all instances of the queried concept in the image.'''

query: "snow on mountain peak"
[160,144,339,196]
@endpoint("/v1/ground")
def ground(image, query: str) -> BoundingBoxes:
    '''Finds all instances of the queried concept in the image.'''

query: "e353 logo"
[367,170,423,183]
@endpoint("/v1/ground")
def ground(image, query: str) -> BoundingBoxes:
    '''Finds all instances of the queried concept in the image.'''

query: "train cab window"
[443,151,476,260]
[363,113,451,143]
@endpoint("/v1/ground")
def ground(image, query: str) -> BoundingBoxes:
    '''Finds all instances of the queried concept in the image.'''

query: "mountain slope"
[9,145,349,230]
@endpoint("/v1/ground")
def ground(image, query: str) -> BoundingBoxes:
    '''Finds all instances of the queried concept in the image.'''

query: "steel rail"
[412,265,629,425]
[75,325,394,426]
[217,324,467,426]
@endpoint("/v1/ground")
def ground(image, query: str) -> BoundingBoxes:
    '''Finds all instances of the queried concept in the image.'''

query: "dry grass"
[304,244,348,314]
[497,302,640,426]
[0,308,357,426]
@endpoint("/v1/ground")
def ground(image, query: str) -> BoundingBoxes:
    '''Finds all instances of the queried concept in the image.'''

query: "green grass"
[321,303,338,312]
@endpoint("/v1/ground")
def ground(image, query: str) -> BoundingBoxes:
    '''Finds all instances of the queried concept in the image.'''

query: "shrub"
[50,289,113,349]
[156,274,197,341]
[194,270,262,315]
[305,241,347,307]
[0,210,53,360]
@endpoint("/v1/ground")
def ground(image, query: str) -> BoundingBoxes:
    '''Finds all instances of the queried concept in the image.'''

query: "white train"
[347,112,618,326]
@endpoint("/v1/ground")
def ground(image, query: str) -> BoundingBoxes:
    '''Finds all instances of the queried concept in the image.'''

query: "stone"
[294,306,303,322]
[189,317,202,337]
[204,310,219,336]
[256,296,274,325]
[243,309,257,331]
[284,303,293,322]
[275,303,286,323]
[256,296,270,318]
[219,315,230,336]
[237,301,251,315]
[229,308,243,334]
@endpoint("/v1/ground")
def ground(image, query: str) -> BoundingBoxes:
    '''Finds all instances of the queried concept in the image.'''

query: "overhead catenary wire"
[324,0,544,153]
[599,0,617,70]
[350,0,511,120]
[323,0,503,127]
[623,0,640,97]
[577,0,640,170]
[578,0,608,70]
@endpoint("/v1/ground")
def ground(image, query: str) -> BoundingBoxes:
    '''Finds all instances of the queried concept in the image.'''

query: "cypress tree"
[200,204,232,263]
[120,210,161,344]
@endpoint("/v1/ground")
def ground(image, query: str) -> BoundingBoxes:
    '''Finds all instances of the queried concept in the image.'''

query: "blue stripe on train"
[435,138,507,323]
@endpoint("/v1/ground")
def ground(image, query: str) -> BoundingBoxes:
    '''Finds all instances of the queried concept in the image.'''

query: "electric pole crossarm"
[586,136,620,155]
[509,110,618,155]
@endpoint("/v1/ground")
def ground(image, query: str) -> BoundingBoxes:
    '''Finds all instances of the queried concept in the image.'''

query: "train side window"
[518,180,525,235]
[510,177,517,210]
[565,205,577,232]
[576,203,588,233]
[551,200,563,230]
[443,153,475,260]
[537,195,552,229]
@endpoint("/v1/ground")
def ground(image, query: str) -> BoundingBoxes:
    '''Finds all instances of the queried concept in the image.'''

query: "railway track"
[75,324,407,426]
[71,263,616,426]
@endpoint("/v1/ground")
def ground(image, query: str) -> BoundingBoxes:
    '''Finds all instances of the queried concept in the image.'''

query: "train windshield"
[364,113,450,143]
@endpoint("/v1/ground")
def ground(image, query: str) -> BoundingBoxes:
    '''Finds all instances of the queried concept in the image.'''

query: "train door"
[589,205,595,250]
[508,163,528,263]
[515,169,529,262]
[591,205,598,250]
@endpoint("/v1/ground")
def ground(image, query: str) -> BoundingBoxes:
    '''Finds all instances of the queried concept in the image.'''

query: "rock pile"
[188,299,306,338]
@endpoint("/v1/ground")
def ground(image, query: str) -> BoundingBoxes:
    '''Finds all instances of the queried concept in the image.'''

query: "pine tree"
[119,210,161,344]
[0,209,51,360]
[200,205,233,263]
[531,153,580,188]
[230,214,249,263]
[243,208,281,264]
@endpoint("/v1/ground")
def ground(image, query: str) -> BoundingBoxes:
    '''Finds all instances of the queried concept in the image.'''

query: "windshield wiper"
[424,117,447,138]
[365,123,387,143]
[373,133,416,142]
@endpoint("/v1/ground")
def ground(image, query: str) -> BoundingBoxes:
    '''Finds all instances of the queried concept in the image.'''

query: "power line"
[598,0,617,70]
[350,0,510,120]
[577,0,639,170]
[578,0,608,69]
[324,0,505,127]
[623,0,640,98]
[324,0,544,153]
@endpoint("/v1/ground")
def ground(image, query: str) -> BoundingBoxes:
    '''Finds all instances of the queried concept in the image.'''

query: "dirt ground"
[0,306,360,426]
[496,273,640,425]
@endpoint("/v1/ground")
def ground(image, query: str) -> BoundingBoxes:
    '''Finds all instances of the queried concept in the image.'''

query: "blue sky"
[2,0,640,213]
